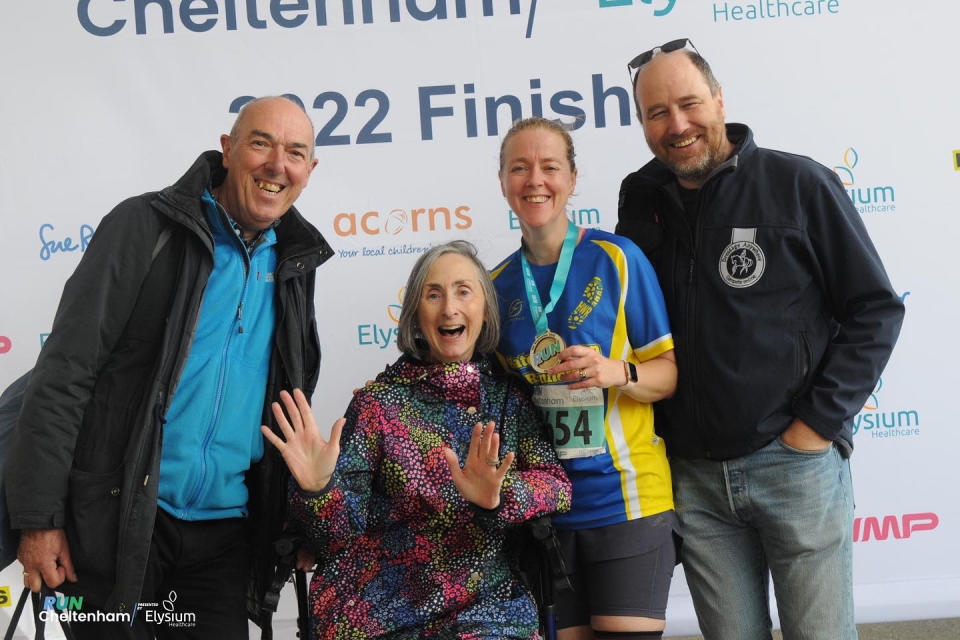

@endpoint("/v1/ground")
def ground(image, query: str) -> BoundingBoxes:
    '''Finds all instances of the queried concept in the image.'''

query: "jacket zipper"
[665,183,710,457]
[182,228,253,517]
[687,194,708,457]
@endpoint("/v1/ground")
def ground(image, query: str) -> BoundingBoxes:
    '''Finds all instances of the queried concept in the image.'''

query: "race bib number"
[533,385,606,459]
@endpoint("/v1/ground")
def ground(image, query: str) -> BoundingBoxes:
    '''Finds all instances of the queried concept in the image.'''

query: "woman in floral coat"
[263,241,571,639]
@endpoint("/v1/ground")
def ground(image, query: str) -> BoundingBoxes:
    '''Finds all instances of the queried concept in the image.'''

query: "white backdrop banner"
[1,1,958,637]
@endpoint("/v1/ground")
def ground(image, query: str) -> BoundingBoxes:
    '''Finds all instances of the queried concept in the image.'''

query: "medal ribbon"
[520,222,579,336]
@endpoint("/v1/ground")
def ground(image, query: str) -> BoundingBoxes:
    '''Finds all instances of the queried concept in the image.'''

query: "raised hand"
[442,421,516,510]
[261,388,345,493]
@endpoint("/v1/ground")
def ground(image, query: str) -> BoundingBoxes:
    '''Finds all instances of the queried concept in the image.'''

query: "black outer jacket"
[616,124,904,460]
[5,151,333,620]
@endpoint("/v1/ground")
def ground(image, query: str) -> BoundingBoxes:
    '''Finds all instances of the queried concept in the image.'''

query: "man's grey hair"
[396,241,501,362]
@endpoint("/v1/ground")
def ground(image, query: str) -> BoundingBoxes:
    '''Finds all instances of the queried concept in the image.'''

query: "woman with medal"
[491,118,678,640]
[262,240,571,639]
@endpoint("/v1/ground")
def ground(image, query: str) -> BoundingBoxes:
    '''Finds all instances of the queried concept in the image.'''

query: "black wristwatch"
[623,361,638,384]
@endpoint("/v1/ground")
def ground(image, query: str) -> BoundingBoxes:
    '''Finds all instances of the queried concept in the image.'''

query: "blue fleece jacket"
[157,190,277,520]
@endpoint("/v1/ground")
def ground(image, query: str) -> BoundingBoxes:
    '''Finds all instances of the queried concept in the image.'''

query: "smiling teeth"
[257,181,283,193]
[438,325,465,335]
[525,195,549,203]
[672,137,698,148]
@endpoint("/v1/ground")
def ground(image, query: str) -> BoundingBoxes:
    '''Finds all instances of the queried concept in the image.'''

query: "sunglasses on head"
[627,38,699,83]
[627,38,700,118]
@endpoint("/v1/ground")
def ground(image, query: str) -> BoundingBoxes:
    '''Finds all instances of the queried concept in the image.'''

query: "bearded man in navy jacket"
[616,42,904,640]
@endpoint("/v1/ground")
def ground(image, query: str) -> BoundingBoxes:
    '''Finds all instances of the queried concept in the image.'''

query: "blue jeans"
[671,437,856,640]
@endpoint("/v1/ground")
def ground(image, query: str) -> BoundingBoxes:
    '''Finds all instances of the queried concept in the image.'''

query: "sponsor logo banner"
[853,512,939,543]
[508,207,602,230]
[833,147,897,215]
[712,0,840,23]
[358,289,403,350]
[79,0,541,38]
[853,375,920,440]
[599,0,676,17]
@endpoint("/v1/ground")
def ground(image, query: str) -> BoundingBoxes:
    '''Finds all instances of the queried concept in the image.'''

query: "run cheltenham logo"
[38,593,132,624]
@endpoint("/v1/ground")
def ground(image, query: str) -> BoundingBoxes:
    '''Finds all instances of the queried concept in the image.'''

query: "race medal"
[530,330,566,373]
[520,222,579,374]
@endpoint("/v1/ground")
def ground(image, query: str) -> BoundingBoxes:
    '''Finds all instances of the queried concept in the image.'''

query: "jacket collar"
[376,355,496,408]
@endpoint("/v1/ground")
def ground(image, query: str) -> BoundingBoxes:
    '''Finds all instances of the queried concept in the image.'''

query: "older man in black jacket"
[6,96,333,639]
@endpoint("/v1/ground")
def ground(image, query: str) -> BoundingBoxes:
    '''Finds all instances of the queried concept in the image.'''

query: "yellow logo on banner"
[954,149,960,171]
[0,586,11,607]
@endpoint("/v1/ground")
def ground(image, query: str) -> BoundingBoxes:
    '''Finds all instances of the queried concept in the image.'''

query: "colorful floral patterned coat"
[288,355,571,639]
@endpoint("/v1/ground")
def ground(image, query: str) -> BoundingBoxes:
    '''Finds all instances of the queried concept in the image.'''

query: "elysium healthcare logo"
[712,0,840,22]
[833,147,896,215]
[599,0,676,17]
[136,590,197,627]
[852,376,920,440]
[358,288,402,350]
[509,207,601,231]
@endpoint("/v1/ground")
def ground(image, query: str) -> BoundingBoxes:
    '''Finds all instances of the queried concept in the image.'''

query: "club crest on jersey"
[719,228,765,288]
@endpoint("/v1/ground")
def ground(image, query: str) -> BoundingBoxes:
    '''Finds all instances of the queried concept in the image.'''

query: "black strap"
[31,590,45,640]
[294,568,309,639]
[4,588,30,640]
[3,585,75,640]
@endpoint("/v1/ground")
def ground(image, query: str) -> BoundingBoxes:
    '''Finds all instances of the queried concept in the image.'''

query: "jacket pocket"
[65,467,122,583]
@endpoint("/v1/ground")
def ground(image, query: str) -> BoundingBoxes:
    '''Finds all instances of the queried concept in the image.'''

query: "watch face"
[628,362,639,382]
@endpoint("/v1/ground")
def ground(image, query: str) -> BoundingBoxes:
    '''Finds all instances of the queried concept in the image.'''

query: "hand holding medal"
[548,345,630,390]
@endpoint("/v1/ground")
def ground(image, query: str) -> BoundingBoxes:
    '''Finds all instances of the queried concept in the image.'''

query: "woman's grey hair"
[396,240,501,361]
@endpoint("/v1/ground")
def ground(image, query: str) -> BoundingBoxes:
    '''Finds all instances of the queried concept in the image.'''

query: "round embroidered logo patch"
[719,241,765,288]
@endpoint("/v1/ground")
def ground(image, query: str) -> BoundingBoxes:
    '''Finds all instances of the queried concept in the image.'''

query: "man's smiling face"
[635,50,732,189]
[217,97,317,236]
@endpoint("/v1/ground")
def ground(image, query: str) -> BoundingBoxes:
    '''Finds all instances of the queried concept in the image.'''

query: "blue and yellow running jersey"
[491,228,674,529]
